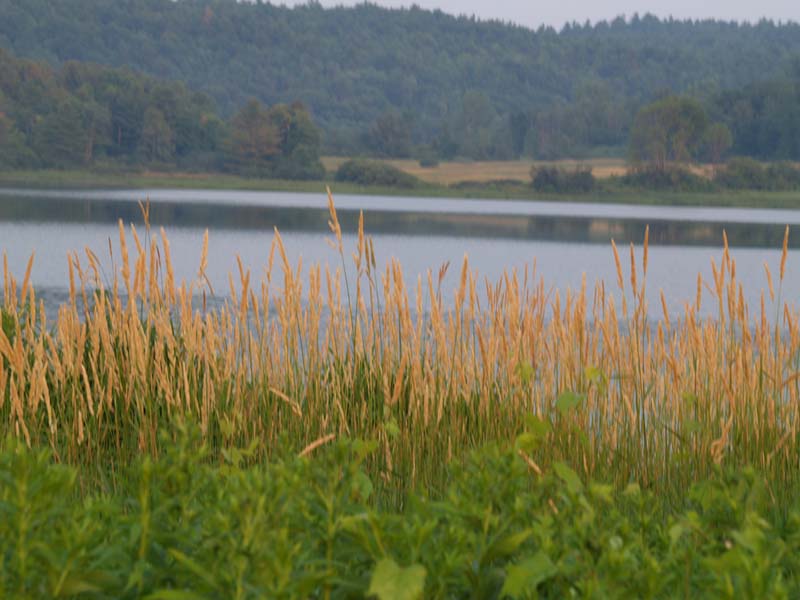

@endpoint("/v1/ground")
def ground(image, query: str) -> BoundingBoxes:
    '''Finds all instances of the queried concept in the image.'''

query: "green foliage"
[629,96,709,170]
[3,426,800,598]
[3,2,800,159]
[366,110,413,158]
[0,48,324,178]
[416,146,440,168]
[715,158,800,191]
[531,165,595,193]
[335,159,420,188]
[713,78,800,160]
[367,559,426,600]
[620,165,715,192]
[702,122,734,164]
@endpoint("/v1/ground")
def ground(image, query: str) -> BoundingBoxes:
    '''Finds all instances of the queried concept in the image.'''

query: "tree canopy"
[629,96,709,170]
[2,0,800,159]
[0,48,323,177]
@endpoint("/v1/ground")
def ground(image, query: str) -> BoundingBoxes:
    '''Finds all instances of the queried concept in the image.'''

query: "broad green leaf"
[351,470,374,501]
[384,418,401,439]
[682,418,703,435]
[589,482,613,503]
[524,415,552,439]
[669,523,687,546]
[515,432,538,453]
[556,391,584,416]
[367,558,426,600]
[353,439,379,461]
[501,552,557,598]
[516,362,535,386]
[584,365,603,384]
[553,462,583,494]
[484,529,533,564]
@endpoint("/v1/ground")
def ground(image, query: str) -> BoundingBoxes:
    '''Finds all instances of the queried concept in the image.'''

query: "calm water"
[1,187,798,318]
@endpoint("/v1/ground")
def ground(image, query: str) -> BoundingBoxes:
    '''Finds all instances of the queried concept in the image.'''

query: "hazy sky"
[281,1,800,29]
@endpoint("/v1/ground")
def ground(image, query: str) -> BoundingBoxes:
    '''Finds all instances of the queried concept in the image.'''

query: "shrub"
[620,165,714,192]
[418,156,439,168]
[417,147,440,168]
[714,157,771,190]
[530,165,595,193]
[335,159,420,188]
[715,159,800,191]
[767,161,800,189]
[271,146,326,180]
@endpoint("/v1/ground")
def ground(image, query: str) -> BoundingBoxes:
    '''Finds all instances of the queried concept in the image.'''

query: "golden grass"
[1,192,799,501]
[322,157,629,185]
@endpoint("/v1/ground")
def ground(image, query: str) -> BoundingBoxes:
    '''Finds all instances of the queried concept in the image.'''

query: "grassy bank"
[3,193,800,595]
[2,194,800,508]
[3,167,800,208]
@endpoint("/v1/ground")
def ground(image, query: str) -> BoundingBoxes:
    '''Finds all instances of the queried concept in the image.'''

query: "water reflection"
[1,188,798,319]
[0,188,798,247]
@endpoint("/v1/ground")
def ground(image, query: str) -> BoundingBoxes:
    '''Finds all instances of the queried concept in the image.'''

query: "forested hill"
[1,0,800,158]
[0,48,325,176]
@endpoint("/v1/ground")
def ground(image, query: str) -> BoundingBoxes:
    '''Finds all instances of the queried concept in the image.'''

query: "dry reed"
[1,190,799,503]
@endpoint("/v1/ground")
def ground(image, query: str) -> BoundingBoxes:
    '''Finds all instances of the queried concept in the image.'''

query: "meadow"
[3,191,800,596]
[322,157,629,185]
[5,161,800,209]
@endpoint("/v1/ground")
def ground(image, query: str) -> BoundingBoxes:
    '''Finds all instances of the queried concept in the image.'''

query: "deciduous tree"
[629,96,708,170]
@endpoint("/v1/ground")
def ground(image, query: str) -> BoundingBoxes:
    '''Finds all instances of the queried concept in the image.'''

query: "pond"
[0,187,797,318]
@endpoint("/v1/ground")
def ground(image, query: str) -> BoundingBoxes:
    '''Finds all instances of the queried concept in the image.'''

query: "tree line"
[2,0,800,160]
[0,48,324,177]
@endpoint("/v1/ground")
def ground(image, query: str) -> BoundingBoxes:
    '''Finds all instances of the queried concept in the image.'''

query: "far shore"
[2,166,800,209]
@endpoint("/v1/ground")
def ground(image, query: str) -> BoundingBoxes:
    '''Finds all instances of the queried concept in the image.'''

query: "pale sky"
[280,1,800,29]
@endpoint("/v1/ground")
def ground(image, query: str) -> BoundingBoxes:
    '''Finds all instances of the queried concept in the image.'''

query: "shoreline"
[1,168,800,209]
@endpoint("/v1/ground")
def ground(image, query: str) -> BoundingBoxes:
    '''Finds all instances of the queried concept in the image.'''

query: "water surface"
[1,187,797,318]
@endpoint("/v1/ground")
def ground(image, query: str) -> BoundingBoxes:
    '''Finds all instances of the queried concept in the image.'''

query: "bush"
[714,157,771,190]
[335,159,420,188]
[620,165,714,192]
[418,156,439,168]
[417,146,440,168]
[271,146,326,180]
[530,165,595,193]
[767,161,800,189]
[715,158,800,191]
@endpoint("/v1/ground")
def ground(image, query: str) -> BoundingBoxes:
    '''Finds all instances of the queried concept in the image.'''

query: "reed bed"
[1,190,799,504]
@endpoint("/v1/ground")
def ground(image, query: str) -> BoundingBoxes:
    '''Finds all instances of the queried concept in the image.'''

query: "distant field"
[322,157,629,184]
[3,165,800,209]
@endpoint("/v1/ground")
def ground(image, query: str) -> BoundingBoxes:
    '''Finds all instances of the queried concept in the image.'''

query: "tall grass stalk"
[1,193,799,506]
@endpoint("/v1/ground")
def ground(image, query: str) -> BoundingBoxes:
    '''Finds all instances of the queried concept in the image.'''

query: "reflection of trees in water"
[0,194,793,248]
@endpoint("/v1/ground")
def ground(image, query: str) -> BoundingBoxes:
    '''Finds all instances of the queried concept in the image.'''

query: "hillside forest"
[0,1,800,173]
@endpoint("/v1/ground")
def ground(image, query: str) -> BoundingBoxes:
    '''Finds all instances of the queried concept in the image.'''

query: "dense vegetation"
[2,197,800,503]
[2,0,800,160]
[335,158,421,188]
[0,48,324,177]
[3,429,800,598]
[3,197,800,593]
[531,165,595,193]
